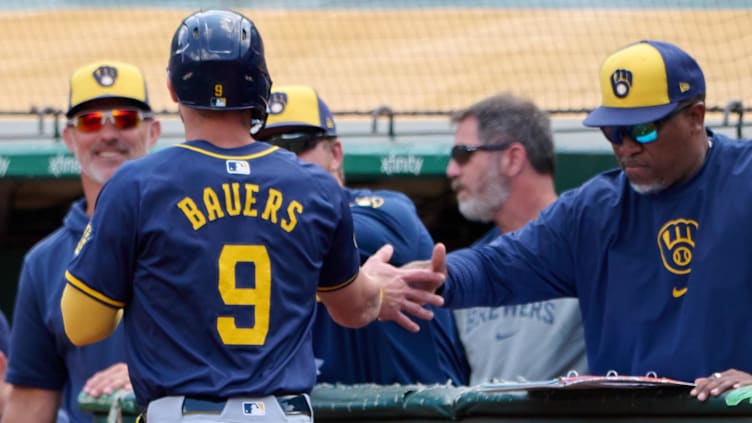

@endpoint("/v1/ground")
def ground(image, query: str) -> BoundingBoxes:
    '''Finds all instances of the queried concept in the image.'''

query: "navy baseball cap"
[583,40,705,127]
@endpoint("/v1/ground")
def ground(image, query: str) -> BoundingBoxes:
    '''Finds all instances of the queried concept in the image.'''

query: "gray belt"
[182,394,311,417]
[145,394,313,422]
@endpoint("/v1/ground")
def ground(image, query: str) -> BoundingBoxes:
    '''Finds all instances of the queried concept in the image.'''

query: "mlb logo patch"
[242,401,266,416]
[226,160,250,175]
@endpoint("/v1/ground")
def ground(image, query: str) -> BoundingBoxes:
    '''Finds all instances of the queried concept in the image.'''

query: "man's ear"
[148,119,162,149]
[62,125,77,154]
[687,101,706,134]
[330,139,344,163]
[328,139,346,183]
[500,142,527,177]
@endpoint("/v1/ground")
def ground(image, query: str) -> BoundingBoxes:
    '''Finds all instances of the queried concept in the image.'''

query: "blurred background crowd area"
[0,0,750,120]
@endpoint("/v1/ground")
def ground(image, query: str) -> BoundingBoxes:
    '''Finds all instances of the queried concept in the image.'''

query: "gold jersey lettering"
[203,187,225,221]
[261,188,283,224]
[243,183,260,217]
[177,197,207,230]
[177,184,302,233]
[222,182,242,216]
[281,200,303,232]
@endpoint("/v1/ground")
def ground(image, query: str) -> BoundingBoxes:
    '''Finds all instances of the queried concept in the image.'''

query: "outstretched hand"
[362,244,446,332]
[402,243,447,292]
[431,242,447,275]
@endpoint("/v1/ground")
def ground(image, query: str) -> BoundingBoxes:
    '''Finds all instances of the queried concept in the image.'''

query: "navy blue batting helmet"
[168,9,272,123]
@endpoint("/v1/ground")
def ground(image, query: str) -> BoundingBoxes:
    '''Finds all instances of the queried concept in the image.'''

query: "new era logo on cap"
[66,60,151,118]
[583,40,705,127]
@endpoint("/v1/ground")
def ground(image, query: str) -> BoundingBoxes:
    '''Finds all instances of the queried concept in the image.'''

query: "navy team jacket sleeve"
[443,193,579,308]
[7,256,67,389]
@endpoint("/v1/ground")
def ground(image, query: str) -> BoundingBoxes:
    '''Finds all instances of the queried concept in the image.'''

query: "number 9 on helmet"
[168,9,273,128]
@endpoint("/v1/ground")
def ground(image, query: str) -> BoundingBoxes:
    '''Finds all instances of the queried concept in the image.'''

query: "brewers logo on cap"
[268,92,288,115]
[93,66,118,87]
[610,69,632,99]
[258,85,337,138]
[66,60,151,118]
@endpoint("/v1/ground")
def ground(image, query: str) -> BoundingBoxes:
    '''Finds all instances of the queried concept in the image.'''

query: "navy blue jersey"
[8,199,127,423]
[65,140,360,405]
[312,188,469,385]
[443,132,752,381]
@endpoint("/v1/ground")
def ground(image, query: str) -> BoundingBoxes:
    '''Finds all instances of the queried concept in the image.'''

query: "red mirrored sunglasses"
[69,109,153,133]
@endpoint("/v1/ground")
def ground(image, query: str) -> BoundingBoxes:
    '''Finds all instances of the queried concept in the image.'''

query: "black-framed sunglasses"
[450,143,511,165]
[600,101,697,145]
[263,132,334,155]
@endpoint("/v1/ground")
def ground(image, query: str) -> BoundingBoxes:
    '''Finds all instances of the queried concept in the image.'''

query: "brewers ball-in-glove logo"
[92,66,118,87]
[610,68,632,98]
[268,92,287,115]
[352,196,384,209]
[657,218,698,297]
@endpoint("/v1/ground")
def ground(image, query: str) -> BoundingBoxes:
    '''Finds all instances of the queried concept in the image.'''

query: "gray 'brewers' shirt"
[454,227,587,385]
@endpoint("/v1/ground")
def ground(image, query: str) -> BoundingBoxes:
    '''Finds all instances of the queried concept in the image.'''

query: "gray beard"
[457,165,510,223]
[629,180,667,195]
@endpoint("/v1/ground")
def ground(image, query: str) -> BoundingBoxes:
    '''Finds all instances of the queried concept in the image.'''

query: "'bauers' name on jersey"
[176,182,303,232]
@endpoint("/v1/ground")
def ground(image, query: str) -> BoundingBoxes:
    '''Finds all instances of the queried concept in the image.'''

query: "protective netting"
[1,1,750,116]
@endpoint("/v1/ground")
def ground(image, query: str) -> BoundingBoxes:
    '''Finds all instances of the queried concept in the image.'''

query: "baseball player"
[3,60,159,423]
[256,85,469,385]
[58,9,443,423]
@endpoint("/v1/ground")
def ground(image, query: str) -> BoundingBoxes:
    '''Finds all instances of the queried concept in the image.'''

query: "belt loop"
[276,393,313,418]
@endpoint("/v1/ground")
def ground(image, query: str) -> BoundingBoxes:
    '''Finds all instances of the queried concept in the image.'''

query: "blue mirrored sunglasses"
[600,102,696,145]
[601,123,659,145]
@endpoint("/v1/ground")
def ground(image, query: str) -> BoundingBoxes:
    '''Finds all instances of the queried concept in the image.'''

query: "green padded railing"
[80,383,752,423]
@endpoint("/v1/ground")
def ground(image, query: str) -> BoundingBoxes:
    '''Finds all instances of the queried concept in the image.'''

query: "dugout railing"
[79,382,752,423]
